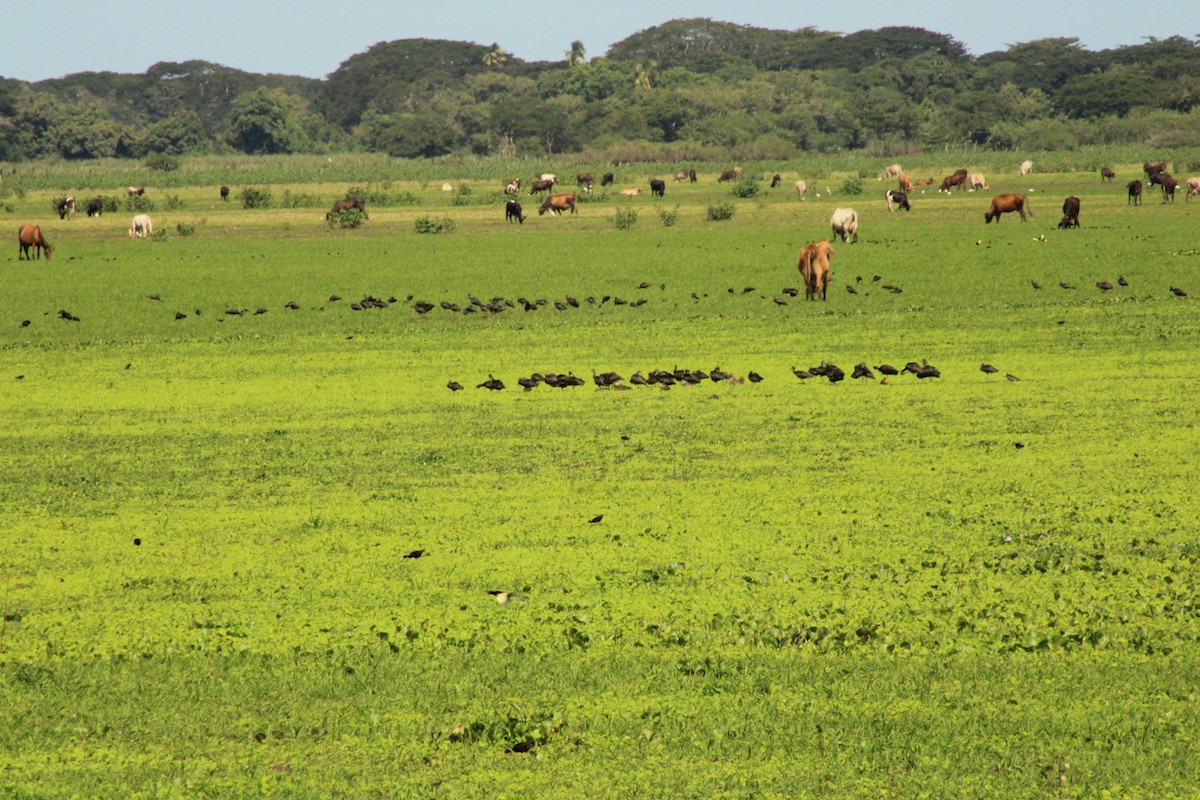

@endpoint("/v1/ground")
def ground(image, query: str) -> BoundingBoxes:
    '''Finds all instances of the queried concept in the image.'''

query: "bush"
[328,207,368,229]
[145,153,181,172]
[280,189,322,208]
[164,194,184,211]
[730,178,760,198]
[841,176,864,196]
[658,205,679,227]
[149,228,170,241]
[614,206,638,230]
[125,194,156,213]
[175,221,196,237]
[413,216,456,234]
[347,185,420,207]
[707,203,735,222]
[241,186,272,209]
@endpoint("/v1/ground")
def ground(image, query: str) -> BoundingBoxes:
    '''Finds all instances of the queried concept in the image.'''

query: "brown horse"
[18,224,52,260]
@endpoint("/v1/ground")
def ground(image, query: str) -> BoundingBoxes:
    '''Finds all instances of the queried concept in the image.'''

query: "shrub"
[841,176,864,196]
[175,221,196,237]
[657,205,679,227]
[164,194,184,211]
[706,203,735,222]
[241,186,272,209]
[150,228,170,241]
[414,216,456,234]
[145,153,181,172]
[614,206,638,230]
[280,190,322,208]
[328,207,367,229]
[730,178,760,198]
[125,194,156,213]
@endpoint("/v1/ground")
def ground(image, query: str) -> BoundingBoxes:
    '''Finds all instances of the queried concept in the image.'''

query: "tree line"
[2,19,1198,164]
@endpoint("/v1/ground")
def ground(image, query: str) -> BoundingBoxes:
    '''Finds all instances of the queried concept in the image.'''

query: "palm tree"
[565,40,587,67]
[483,44,510,69]
[634,60,657,91]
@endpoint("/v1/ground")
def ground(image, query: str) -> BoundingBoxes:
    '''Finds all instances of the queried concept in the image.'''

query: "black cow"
[1058,196,1081,228]
[600,173,614,187]
[1127,180,1143,205]
[770,174,782,188]
[505,200,525,224]
[220,185,230,201]
[86,198,104,217]
[650,179,665,197]
[884,189,911,213]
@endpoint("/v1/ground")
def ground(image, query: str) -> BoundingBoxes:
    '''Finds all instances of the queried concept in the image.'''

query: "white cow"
[1019,160,1033,176]
[619,187,642,197]
[129,214,153,239]
[969,172,988,191]
[794,180,808,200]
[1185,177,1200,201]
[831,208,858,244]
[879,164,902,181]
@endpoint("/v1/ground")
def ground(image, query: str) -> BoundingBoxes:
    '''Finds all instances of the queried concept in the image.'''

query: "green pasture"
[2,163,1200,798]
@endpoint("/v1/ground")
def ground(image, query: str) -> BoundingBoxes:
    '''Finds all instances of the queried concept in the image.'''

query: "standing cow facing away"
[129,214,154,238]
[797,239,835,300]
[1159,174,1178,203]
[1127,180,1143,205]
[1059,196,1081,228]
[505,200,525,224]
[770,174,782,188]
[650,179,665,197]
[885,190,911,213]
[220,185,230,201]
[984,194,1031,223]
[86,198,104,217]
[831,208,858,243]
[18,224,52,260]
[1019,160,1033,176]
[794,180,808,200]
[600,173,615,187]
[538,193,577,216]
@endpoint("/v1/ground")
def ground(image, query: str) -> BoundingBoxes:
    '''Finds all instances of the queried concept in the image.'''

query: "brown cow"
[717,167,742,182]
[1058,196,1081,229]
[939,169,968,192]
[984,194,1031,223]
[897,173,913,193]
[1127,180,1143,205]
[1159,174,1178,203]
[538,193,577,216]
[18,223,52,260]
[529,179,555,194]
[1143,161,1168,179]
[914,178,935,186]
[1100,167,1116,182]
[326,196,367,221]
[576,172,596,186]
[797,239,835,301]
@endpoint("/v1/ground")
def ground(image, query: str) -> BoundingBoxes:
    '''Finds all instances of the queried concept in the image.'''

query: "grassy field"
[2,160,1200,798]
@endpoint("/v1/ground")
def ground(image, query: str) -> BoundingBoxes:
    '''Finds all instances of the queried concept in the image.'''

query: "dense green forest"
[2,19,1199,163]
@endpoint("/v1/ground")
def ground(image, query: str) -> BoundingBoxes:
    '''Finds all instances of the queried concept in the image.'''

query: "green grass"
[2,164,1200,798]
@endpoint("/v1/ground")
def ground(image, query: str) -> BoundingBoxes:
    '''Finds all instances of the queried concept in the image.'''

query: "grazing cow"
[529,179,555,194]
[879,164,902,181]
[576,172,596,186]
[674,169,696,182]
[897,173,913,193]
[220,185,230,201]
[1059,196,1081,229]
[1100,167,1115,182]
[1127,180,1143,205]
[984,193,1030,223]
[717,167,742,182]
[914,177,935,186]
[831,208,858,243]
[1159,174,1178,203]
[619,187,642,197]
[969,172,988,191]
[538,193,577,216]
[1143,161,1168,180]
[129,214,154,238]
[54,196,76,220]
[505,200,525,224]
[939,169,969,192]
[770,174,781,188]
[504,178,521,194]
[127,186,145,197]
[17,223,52,260]
[885,190,911,213]
[1019,160,1033,176]
[650,179,665,197]
[797,239,835,300]
[86,198,104,217]
[1185,177,1200,201]
[600,173,615,187]
[325,196,366,221]
[794,180,808,200]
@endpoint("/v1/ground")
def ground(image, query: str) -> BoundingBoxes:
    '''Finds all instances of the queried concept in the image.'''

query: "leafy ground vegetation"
[2,156,1200,797]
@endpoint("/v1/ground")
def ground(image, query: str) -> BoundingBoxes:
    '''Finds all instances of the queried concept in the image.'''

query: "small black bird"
[1097,281,1113,291]
[743,287,755,294]
[329,294,342,302]
[20,319,30,327]
[58,309,80,322]
[403,549,425,559]
[782,287,799,297]
[872,275,882,282]
[518,376,539,390]
[1005,373,1020,382]
[791,366,813,380]
[285,301,300,310]
[174,311,187,320]
[146,293,161,301]
[1117,276,1129,287]
[747,371,763,383]
[447,381,464,391]
[638,281,651,289]
[846,285,858,295]
[980,363,999,374]
[413,301,434,313]
[1060,282,1075,290]
[477,375,504,391]
[1171,286,1188,297]
[1031,280,1042,289]
[255,307,268,315]
[589,514,604,523]
[509,740,536,753]
[1014,442,1025,449]
[774,297,788,305]
[851,363,875,380]
[875,364,899,376]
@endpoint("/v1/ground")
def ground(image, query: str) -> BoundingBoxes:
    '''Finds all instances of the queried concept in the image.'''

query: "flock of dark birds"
[447,358,1028,392]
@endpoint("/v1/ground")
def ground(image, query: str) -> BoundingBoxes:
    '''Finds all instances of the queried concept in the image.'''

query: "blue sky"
[4,0,1197,82]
